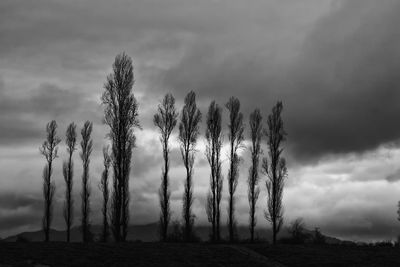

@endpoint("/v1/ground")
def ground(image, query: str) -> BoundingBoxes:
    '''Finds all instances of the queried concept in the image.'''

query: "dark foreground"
[0,242,399,267]
[246,244,400,267]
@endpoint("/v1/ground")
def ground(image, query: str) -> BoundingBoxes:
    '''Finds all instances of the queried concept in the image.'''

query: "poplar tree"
[63,122,77,242]
[40,120,61,242]
[80,121,93,242]
[102,52,140,242]
[205,101,223,242]
[226,97,244,242]
[154,93,178,241]
[247,109,262,242]
[179,91,201,241]
[263,101,287,245]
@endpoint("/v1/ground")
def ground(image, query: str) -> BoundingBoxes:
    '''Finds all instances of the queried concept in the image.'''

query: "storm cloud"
[146,0,400,162]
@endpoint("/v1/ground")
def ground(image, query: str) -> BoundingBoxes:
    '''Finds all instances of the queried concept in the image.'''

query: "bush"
[287,218,310,244]
[167,220,184,242]
[313,227,326,245]
[374,241,394,247]
[16,235,30,243]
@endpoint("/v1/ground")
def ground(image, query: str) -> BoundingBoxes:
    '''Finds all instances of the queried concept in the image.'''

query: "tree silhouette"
[80,121,93,242]
[247,109,262,242]
[40,120,61,242]
[99,145,111,242]
[179,91,202,241]
[287,218,308,244]
[262,101,287,245]
[102,52,140,242]
[63,122,77,242]
[313,227,326,244]
[154,93,178,242]
[226,97,244,242]
[205,101,223,242]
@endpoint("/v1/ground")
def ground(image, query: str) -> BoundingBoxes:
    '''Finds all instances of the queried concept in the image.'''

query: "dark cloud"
[0,193,42,233]
[144,0,400,163]
[385,169,400,183]
[0,82,101,146]
[0,193,41,211]
[285,0,400,161]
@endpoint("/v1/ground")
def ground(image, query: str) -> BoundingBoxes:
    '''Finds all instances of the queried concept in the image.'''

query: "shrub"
[287,218,310,244]
[167,220,184,242]
[16,235,30,243]
[313,227,326,245]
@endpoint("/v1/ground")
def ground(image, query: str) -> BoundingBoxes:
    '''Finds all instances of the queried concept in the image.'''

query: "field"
[0,242,400,267]
[246,244,400,267]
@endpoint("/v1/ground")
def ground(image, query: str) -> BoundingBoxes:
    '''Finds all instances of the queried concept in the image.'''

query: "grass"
[0,242,275,267]
[0,242,400,266]
[246,243,400,267]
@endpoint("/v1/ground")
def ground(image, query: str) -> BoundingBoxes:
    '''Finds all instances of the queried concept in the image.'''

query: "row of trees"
[40,53,141,243]
[154,92,287,244]
[40,52,287,244]
[40,120,95,242]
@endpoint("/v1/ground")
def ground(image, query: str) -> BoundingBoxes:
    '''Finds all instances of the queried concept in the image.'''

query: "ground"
[246,244,400,267]
[0,242,399,267]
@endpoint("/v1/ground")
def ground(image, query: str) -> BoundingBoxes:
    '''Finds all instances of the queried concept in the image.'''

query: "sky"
[1,0,400,242]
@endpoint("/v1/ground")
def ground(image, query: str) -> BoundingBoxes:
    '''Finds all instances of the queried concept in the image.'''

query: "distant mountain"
[3,222,343,244]
[3,223,159,242]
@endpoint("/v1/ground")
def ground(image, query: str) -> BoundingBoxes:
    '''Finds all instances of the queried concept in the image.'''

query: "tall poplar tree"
[80,121,93,242]
[154,93,178,241]
[63,122,77,242]
[226,97,244,242]
[102,52,140,242]
[205,101,223,242]
[247,109,262,242]
[263,101,287,245]
[40,120,61,242]
[179,91,201,241]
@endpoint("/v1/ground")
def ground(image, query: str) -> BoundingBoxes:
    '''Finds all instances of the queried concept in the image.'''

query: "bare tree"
[226,97,244,242]
[40,120,61,242]
[102,52,140,242]
[287,218,308,244]
[63,122,77,242]
[80,121,93,242]
[205,101,223,242]
[99,145,111,242]
[248,109,262,242]
[262,101,287,245]
[154,93,178,241]
[179,91,202,241]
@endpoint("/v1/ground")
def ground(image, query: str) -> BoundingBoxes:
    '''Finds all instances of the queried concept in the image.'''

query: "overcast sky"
[1,0,400,242]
